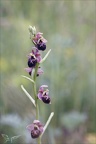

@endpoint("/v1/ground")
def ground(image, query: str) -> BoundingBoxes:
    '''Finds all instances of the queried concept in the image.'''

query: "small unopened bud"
[29,25,36,35]
[29,25,32,32]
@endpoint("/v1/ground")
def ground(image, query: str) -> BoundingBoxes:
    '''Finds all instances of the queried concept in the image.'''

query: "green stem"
[33,63,39,119]
[33,82,39,119]
[37,137,41,144]
[33,63,41,144]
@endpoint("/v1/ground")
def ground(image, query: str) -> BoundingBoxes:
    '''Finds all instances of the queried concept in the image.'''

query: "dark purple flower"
[26,120,44,139]
[37,41,46,51]
[28,54,37,68]
[32,32,47,51]
[25,67,43,76]
[27,48,42,68]
[31,47,42,63]
[25,48,43,76]
[38,85,51,104]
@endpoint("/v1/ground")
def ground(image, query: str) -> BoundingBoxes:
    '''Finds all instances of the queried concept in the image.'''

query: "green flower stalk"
[21,26,54,144]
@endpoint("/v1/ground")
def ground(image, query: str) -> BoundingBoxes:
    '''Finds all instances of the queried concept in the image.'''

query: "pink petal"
[40,127,44,133]
[36,32,43,38]
[37,68,43,75]
[38,93,42,100]
[40,85,48,88]
[39,85,48,93]
[26,124,34,131]
[43,38,47,43]
[32,47,39,55]
[25,67,32,73]
[33,120,40,124]
[37,56,42,63]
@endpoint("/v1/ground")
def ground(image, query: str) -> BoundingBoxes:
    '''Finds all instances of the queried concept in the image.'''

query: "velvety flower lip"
[26,120,44,139]
[27,48,42,68]
[28,53,37,68]
[38,85,51,104]
[25,47,42,76]
[25,67,43,76]
[37,42,46,51]
[32,32,47,51]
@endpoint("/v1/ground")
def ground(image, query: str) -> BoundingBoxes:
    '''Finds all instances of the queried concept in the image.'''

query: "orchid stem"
[38,137,41,144]
[33,63,39,119]
[33,63,41,144]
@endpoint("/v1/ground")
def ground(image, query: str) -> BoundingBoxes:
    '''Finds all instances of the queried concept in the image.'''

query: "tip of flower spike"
[28,25,36,35]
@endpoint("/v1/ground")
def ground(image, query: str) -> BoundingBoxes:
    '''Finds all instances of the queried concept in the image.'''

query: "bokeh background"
[0,0,96,144]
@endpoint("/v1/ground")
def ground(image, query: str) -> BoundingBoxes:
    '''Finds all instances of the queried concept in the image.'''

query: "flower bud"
[29,26,36,35]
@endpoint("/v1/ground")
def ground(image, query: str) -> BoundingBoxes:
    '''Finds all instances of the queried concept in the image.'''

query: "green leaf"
[40,49,51,64]
[21,75,35,83]
[21,85,36,107]
[40,112,54,137]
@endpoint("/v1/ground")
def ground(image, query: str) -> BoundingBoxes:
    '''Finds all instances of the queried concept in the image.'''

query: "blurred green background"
[0,0,96,144]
